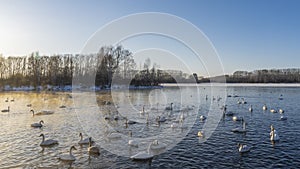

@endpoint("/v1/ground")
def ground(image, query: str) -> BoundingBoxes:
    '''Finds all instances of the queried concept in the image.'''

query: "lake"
[0,84,300,168]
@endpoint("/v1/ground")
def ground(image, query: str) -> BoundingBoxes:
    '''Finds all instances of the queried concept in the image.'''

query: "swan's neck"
[147,142,152,154]
[31,110,34,116]
[70,147,74,156]
[80,134,83,141]
[41,135,45,143]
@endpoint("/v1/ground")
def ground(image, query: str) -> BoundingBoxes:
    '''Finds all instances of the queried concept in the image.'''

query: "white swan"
[59,146,77,162]
[140,105,145,114]
[128,131,138,147]
[238,143,251,153]
[198,131,204,137]
[249,105,253,112]
[280,115,287,120]
[270,109,277,113]
[165,103,173,111]
[39,134,58,146]
[31,120,44,127]
[232,121,247,133]
[200,115,206,121]
[150,140,166,150]
[125,118,137,125]
[270,125,280,141]
[78,133,94,145]
[237,99,242,104]
[31,109,54,116]
[241,98,247,104]
[263,104,268,111]
[279,109,285,114]
[88,137,100,155]
[1,106,10,112]
[130,141,155,161]
[233,116,243,121]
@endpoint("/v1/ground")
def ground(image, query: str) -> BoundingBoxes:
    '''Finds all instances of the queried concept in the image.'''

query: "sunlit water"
[0,84,300,168]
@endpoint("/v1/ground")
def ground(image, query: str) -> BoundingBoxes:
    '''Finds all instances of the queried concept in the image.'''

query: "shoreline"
[2,82,300,92]
[0,85,164,92]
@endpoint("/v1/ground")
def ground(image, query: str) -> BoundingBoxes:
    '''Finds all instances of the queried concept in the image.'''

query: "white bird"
[270,109,277,113]
[270,125,280,141]
[130,141,155,161]
[31,109,54,116]
[1,106,10,112]
[125,118,137,125]
[88,137,100,155]
[238,143,251,153]
[198,131,204,137]
[233,116,243,121]
[59,146,77,162]
[128,131,138,147]
[249,105,253,112]
[263,104,268,111]
[78,133,94,145]
[280,115,287,121]
[232,121,247,133]
[31,120,44,127]
[237,99,242,104]
[39,134,58,146]
[150,140,166,150]
[279,109,285,114]
[140,105,145,114]
[200,115,206,121]
[241,98,247,104]
[170,122,177,128]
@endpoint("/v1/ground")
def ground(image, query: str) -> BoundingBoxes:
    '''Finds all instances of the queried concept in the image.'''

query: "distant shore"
[2,83,300,92]
[0,85,164,92]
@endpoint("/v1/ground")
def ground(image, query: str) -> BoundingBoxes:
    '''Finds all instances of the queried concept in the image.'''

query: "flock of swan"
[221,95,287,153]
[1,93,289,167]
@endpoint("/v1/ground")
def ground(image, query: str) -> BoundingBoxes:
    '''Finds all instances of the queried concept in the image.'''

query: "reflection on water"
[0,85,300,168]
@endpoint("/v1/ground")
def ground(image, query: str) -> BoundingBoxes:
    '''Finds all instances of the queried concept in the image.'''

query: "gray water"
[0,84,299,168]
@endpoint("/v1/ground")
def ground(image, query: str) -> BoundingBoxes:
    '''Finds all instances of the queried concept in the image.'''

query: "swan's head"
[30,110,34,115]
[79,133,82,137]
[71,146,77,151]
[40,120,44,124]
[39,134,44,137]
[270,125,274,131]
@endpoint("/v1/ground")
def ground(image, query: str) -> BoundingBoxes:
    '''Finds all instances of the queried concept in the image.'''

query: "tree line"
[0,45,198,90]
[222,69,300,83]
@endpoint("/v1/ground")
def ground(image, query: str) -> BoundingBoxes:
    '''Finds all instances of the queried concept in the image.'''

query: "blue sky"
[0,0,300,76]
